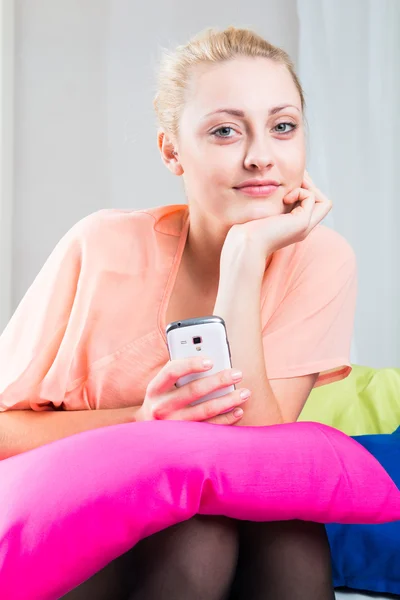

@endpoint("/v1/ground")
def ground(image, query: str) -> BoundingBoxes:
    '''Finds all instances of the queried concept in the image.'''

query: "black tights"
[61,516,335,600]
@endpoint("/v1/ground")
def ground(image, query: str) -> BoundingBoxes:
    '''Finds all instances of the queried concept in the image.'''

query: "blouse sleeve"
[0,218,89,411]
[261,225,357,388]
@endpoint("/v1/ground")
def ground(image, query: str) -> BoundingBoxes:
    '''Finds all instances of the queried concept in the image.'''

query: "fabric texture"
[0,204,357,412]
[0,420,399,600]
[327,427,400,595]
[299,364,400,435]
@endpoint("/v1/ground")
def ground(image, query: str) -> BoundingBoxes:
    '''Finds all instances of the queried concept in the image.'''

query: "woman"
[0,26,356,599]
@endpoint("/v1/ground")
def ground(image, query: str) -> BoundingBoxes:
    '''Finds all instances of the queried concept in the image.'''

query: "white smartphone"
[166,316,235,405]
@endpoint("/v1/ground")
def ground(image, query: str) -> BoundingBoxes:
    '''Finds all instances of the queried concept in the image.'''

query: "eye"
[273,122,298,134]
[211,122,298,139]
[210,126,236,139]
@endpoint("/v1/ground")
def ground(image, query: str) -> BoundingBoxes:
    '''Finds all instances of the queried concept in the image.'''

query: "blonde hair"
[153,26,306,142]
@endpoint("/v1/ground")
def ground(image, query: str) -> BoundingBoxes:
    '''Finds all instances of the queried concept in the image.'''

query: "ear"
[157,130,183,176]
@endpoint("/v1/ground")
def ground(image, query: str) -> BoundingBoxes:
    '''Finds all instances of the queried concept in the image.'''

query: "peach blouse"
[0,204,357,412]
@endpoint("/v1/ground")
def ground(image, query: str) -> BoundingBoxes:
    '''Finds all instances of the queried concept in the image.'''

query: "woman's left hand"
[226,171,332,260]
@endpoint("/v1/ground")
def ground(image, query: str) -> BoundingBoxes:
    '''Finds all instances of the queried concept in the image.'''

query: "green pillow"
[298,364,400,436]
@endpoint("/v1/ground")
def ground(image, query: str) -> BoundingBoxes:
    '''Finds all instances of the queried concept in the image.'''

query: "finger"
[161,368,243,415]
[295,195,331,235]
[206,407,244,425]
[295,189,333,236]
[289,189,316,222]
[313,187,331,207]
[308,196,333,229]
[302,175,331,207]
[283,172,312,202]
[148,357,213,395]
[302,170,313,187]
[283,186,301,205]
[283,183,316,207]
[170,388,251,422]
[284,177,332,235]
[286,172,316,198]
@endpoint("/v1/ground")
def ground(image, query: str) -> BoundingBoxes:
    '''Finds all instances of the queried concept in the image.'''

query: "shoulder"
[302,224,356,262]
[52,204,188,277]
[65,204,188,247]
[266,225,357,300]
[289,224,357,277]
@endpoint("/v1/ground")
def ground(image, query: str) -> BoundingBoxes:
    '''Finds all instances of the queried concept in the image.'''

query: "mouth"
[233,184,280,198]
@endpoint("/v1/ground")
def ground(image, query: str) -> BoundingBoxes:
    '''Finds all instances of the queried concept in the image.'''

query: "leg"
[128,515,239,600]
[59,551,130,600]
[230,519,335,600]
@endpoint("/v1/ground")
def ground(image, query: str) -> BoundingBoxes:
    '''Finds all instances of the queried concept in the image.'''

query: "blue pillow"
[326,426,400,595]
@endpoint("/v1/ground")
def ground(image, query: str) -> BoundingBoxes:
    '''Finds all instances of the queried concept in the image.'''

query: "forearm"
[214,241,283,426]
[0,406,139,460]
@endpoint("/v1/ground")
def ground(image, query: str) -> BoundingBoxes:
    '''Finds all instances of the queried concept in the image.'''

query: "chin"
[239,201,284,220]
[209,194,283,226]
[230,188,284,215]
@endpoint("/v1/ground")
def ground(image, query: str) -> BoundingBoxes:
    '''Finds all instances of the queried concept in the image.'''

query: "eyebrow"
[202,104,301,120]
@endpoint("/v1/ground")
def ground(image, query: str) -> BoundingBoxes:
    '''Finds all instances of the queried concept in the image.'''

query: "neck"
[182,205,273,298]
[183,208,231,294]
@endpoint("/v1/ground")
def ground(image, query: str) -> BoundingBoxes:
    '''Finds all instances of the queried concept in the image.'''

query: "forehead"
[184,57,301,118]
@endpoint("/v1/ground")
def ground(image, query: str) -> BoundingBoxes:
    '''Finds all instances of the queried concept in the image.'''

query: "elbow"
[0,411,31,461]
[0,419,12,461]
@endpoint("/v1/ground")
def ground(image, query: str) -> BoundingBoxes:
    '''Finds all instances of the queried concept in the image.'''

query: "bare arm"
[214,234,321,425]
[214,251,319,426]
[213,245,285,426]
[0,354,249,461]
[0,406,139,461]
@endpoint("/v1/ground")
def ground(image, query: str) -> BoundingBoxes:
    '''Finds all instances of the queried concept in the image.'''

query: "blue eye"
[274,122,297,134]
[211,126,235,138]
[211,122,298,139]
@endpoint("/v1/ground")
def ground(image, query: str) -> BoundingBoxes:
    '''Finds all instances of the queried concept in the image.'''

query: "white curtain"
[296,0,400,368]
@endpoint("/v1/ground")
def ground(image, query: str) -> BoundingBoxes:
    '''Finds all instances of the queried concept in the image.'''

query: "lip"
[234,184,280,198]
[235,178,281,188]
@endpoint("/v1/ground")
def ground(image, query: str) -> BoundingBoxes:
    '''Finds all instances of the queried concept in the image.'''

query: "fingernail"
[233,408,243,418]
[202,359,213,368]
[231,370,243,382]
[240,389,251,399]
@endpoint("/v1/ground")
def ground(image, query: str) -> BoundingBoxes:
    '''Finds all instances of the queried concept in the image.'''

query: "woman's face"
[166,56,306,226]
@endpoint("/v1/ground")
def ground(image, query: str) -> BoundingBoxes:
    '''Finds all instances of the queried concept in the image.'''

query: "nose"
[243,136,275,170]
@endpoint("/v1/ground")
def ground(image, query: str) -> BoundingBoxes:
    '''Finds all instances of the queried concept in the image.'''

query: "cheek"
[201,159,233,192]
[186,144,228,180]
[276,143,306,182]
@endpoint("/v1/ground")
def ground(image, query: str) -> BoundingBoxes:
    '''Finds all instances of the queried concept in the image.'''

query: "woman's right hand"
[136,358,251,425]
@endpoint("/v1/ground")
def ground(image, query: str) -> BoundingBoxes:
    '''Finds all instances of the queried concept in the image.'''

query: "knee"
[130,514,239,599]
[241,519,332,562]
[168,514,239,598]
[189,514,239,555]
[182,515,239,580]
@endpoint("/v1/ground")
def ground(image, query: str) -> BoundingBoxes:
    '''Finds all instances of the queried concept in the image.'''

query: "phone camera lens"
[178,322,181,327]
[193,336,202,344]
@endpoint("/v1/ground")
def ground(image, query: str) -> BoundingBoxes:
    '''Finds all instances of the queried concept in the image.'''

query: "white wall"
[13,0,111,306]
[0,0,14,333]
[12,0,298,306]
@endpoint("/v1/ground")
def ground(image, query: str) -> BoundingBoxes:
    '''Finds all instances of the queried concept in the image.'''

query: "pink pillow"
[0,421,399,600]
